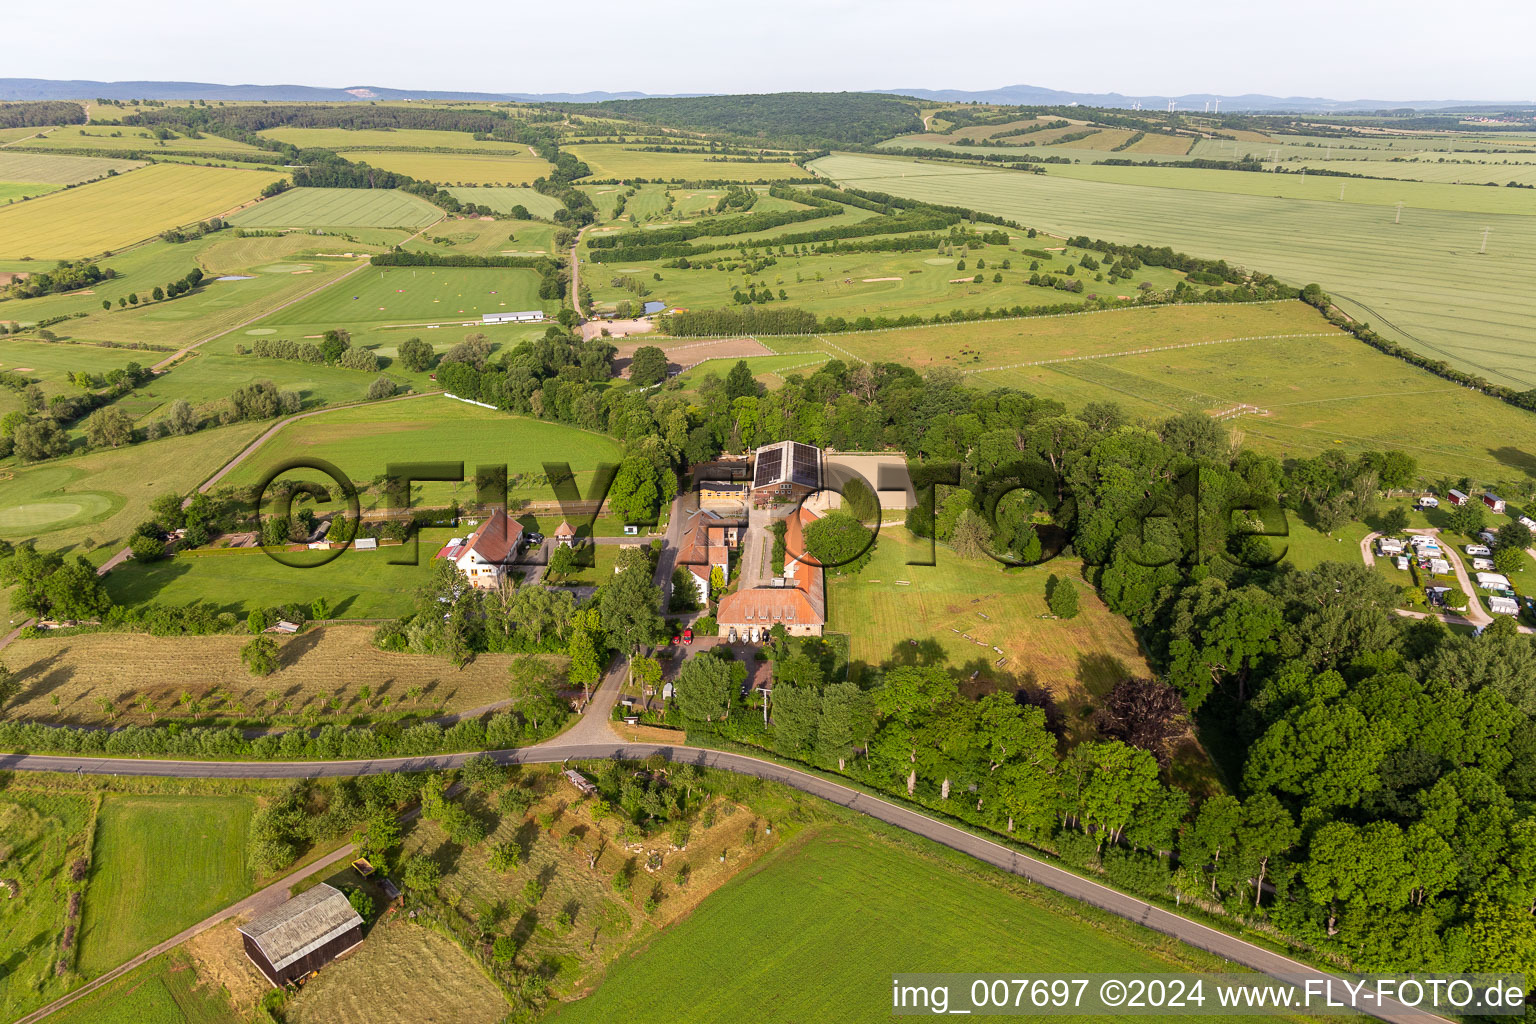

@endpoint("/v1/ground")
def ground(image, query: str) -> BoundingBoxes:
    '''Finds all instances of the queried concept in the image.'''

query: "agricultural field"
[257,264,548,327]
[286,919,508,1024]
[409,216,558,258]
[76,794,254,976]
[0,626,552,727]
[229,186,442,229]
[0,163,285,259]
[564,144,803,181]
[218,400,623,507]
[339,150,553,186]
[258,127,541,153]
[18,125,264,155]
[0,151,143,185]
[43,947,238,1024]
[829,529,1150,723]
[0,421,268,553]
[549,824,1263,1024]
[0,182,59,202]
[445,185,564,218]
[812,152,1536,390]
[0,790,92,1022]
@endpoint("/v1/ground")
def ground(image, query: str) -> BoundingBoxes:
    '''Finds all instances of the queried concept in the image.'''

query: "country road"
[0,740,1449,1024]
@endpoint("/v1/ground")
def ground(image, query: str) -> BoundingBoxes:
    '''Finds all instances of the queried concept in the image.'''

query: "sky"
[9,0,1536,102]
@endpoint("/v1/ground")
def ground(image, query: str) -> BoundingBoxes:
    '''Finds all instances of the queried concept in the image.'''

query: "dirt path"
[569,224,590,321]
[1,126,57,149]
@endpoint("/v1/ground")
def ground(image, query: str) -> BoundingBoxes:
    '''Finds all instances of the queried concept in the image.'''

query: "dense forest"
[0,100,85,128]
[556,92,923,147]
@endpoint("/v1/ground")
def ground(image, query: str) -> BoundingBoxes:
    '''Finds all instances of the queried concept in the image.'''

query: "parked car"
[525,531,544,544]
[682,628,694,644]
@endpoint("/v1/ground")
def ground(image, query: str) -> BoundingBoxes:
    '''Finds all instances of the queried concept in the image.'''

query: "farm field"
[445,185,564,218]
[812,152,1536,389]
[76,794,254,977]
[411,215,558,258]
[0,182,60,202]
[0,421,268,552]
[0,151,142,184]
[549,824,1261,1024]
[258,126,540,152]
[229,187,442,229]
[286,919,508,1024]
[19,125,263,154]
[829,529,1150,720]
[0,163,284,259]
[43,947,238,1024]
[1286,159,1536,186]
[0,626,550,727]
[219,400,624,507]
[258,265,548,326]
[341,150,553,185]
[0,790,92,1022]
[565,144,803,180]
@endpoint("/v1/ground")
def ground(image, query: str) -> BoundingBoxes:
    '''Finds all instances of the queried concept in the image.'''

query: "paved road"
[0,741,1448,1024]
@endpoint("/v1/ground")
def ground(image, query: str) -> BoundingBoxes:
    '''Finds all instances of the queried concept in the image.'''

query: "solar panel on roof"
[755,447,784,488]
[790,443,820,489]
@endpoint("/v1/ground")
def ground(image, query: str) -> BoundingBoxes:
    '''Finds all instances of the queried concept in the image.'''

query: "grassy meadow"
[257,265,548,326]
[340,150,553,185]
[565,144,803,180]
[43,947,238,1024]
[548,824,1264,1024]
[811,152,1536,390]
[19,125,263,155]
[76,794,253,976]
[445,185,564,218]
[230,187,442,229]
[0,790,93,1022]
[257,126,541,152]
[0,164,284,259]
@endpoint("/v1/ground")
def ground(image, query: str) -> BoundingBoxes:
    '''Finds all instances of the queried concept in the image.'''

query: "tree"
[598,551,662,652]
[166,399,198,435]
[725,360,759,400]
[802,510,873,575]
[346,887,374,921]
[675,654,733,721]
[1447,500,1486,537]
[951,509,990,560]
[628,346,668,387]
[547,544,578,580]
[1093,677,1184,765]
[129,533,165,562]
[84,406,134,448]
[12,417,68,461]
[353,809,401,863]
[1159,411,1228,461]
[366,375,396,401]
[607,455,662,524]
[241,635,280,677]
[1377,506,1409,537]
[402,856,441,893]
[397,337,435,373]
[1495,521,1533,552]
[1046,576,1079,619]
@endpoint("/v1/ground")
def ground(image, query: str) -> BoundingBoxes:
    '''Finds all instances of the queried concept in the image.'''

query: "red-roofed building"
[715,507,825,639]
[675,509,741,606]
[433,508,523,589]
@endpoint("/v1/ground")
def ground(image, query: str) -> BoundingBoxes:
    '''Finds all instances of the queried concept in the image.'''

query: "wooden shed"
[238,882,364,987]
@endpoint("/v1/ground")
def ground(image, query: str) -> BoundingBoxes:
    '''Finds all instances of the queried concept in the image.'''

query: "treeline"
[245,337,381,373]
[1299,285,1536,413]
[2,260,114,301]
[0,101,86,128]
[553,92,923,148]
[588,185,843,250]
[370,250,567,301]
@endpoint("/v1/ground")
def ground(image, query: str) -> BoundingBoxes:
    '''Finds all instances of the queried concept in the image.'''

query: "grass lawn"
[0,164,284,259]
[0,626,550,727]
[229,187,442,230]
[218,400,624,509]
[0,790,92,1022]
[286,919,507,1024]
[829,528,1149,711]
[812,152,1536,391]
[566,144,803,181]
[0,421,268,556]
[548,824,1262,1024]
[77,795,254,977]
[340,150,553,186]
[45,947,237,1024]
[259,265,548,327]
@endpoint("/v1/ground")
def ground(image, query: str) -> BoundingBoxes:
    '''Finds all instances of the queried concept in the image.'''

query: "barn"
[238,883,364,987]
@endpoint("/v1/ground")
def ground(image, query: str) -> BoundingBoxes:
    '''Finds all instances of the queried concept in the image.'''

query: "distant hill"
[0,78,659,103]
[873,83,1523,113]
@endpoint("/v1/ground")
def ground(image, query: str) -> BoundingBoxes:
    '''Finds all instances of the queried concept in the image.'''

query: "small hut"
[238,883,363,987]
[554,520,576,548]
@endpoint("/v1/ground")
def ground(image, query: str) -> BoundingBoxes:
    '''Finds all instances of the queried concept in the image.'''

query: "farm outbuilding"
[1448,490,1469,506]
[1482,492,1507,513]
[238,883,363,987]
[482,310,543,324]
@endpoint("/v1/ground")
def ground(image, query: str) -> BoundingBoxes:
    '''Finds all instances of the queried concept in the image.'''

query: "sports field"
[219,399,624,506]
[258,265,546,326]
[77,794,254,976]
[44,948,238,1024]
[0,151,142,185]
[445,185,564,218]
[549,825,1262,1024]
[0,421,268,553]
[342,149,553,185]
[812,152,1536,390]
[229,186,442,229]
[0,163,284,259]
[565,143,803,180]
[0,791,92,1022]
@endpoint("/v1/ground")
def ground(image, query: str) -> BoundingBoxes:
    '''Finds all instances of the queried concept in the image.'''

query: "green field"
[445,185,564,218]
[45,948,237,1024]
[258,126,540,153]
[229,187,442,229]
[812,152,1536,390]
[19,125,263,155]
[341,150,553,185]
[0,421,268,553]
[258,265,548,326]
[0,151,142,185]
[218,399,625,507]
[0,182,60,202]
[0,163,284,259]
[549,825,1254,1024]
[0,791,92,1022]
[76,795,254,976]
[566,144,803,181]
[0,337,158,418]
